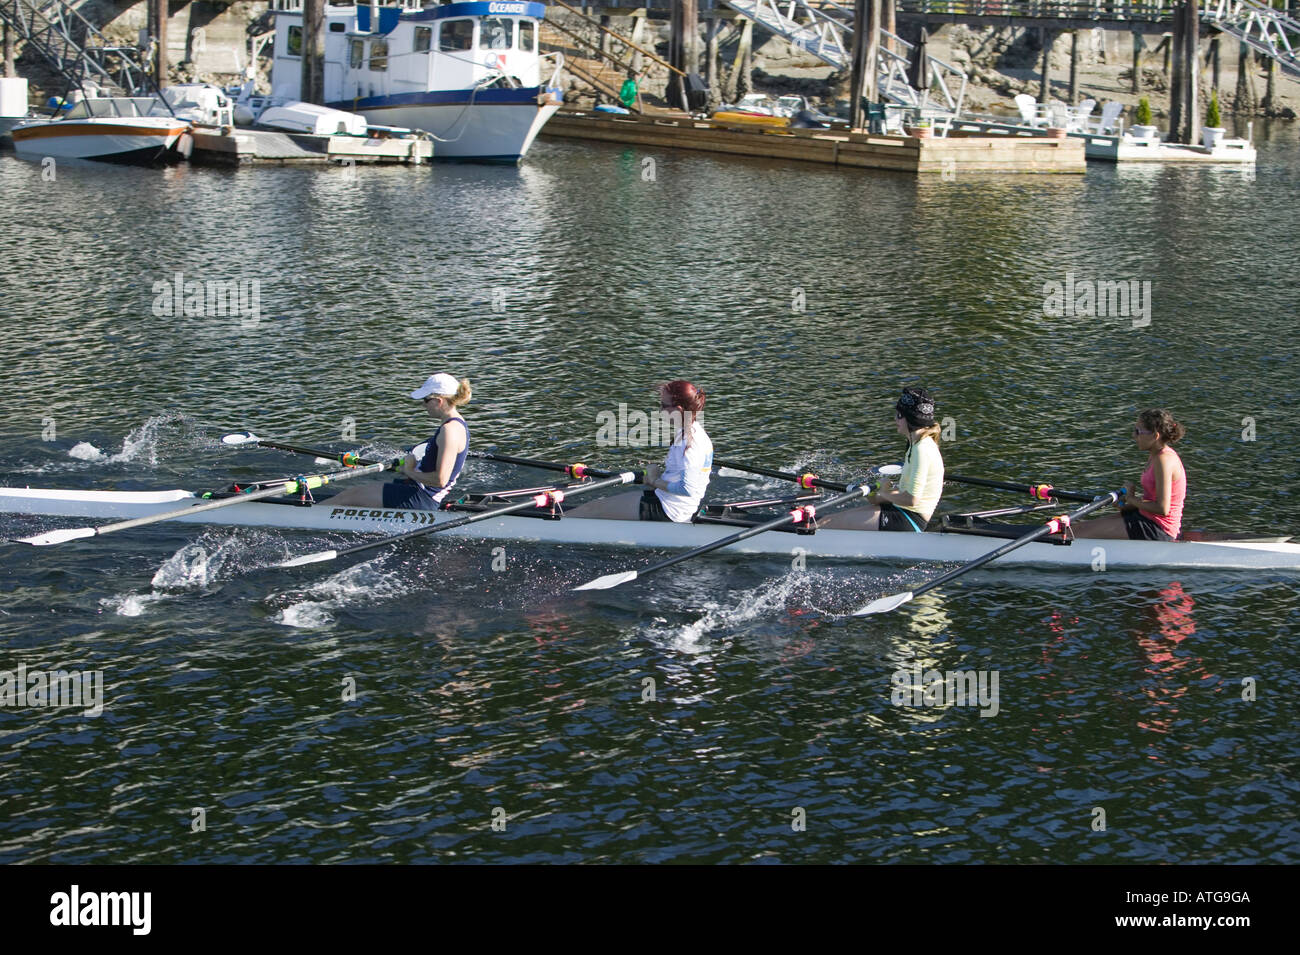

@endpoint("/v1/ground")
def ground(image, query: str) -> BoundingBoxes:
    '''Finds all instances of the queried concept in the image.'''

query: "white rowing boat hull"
[5,486,1300,570]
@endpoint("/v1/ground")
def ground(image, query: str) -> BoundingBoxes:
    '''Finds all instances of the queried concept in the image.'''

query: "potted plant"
[1131,96,1158,139]
[1202,90,1226,149]
[906,118,933,139]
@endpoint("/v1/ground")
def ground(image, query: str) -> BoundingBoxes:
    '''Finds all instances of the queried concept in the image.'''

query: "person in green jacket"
[619,73,639,110]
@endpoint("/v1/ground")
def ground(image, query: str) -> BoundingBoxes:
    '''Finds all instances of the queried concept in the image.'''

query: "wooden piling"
[735,18,753,100]
[883,0,896,54]
[1183,0,1199,144]
[1169,7,1184,141]
[1233,42,1257,114]
[1209,35,1220,95]
[1263,52,1277,114]
[301,0,326,105]
[629,16,645,76]
[3,21,14,79]
[706,16,719,107]
[1039,29,1054,105]
[149,0,168,88]
[1069,31,1078,104]
[1131,31,1142,94]
[849,0,879,130]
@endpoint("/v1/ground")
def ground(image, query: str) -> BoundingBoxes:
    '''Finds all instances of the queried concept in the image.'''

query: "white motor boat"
[10,94,189,165]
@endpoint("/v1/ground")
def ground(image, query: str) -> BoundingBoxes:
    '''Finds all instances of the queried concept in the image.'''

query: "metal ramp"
[1205,0,1300,79]
[0,0,157,95]
[721,0,967,114]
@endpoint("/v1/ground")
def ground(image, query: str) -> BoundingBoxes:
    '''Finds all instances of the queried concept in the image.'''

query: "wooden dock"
[540,109,1086,174]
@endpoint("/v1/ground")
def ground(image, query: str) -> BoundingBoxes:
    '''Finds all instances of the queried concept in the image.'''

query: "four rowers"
[329,375,1187,542]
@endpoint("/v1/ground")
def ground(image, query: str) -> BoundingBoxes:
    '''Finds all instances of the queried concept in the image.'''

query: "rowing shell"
[4,486,1300,570]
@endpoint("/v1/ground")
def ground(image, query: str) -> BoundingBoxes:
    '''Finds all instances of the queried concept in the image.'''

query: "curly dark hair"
[1138,408,1186,444]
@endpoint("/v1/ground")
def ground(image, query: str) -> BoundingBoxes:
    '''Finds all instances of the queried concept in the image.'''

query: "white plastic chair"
[1013,93,1042,126]
[1088,100,1124,134]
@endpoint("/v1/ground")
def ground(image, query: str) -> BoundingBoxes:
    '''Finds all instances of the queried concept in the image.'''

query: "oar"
[221,431,378,468]
[278,471,639,567]
[573,483,872,591]
[467,450,625,481]
[17,457,402,546]
[945,473,1100,504]
[853,489,1125,616]
[713,458,852,492]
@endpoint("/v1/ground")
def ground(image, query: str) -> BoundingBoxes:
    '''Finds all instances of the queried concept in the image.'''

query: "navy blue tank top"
[411,418,470,503]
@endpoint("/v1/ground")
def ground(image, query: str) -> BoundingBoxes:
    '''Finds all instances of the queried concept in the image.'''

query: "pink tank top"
[1141,448,1186,539]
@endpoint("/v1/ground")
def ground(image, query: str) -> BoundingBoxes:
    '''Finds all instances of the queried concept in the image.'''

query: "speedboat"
[11,93,189,165]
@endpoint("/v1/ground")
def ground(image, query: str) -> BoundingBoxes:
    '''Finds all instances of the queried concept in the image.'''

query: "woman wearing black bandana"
[821,387,945,532]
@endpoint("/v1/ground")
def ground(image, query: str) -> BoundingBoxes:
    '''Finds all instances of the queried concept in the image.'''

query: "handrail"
[548,0,685,77]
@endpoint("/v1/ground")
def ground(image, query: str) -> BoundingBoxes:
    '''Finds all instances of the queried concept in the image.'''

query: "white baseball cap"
[411,373,460,400]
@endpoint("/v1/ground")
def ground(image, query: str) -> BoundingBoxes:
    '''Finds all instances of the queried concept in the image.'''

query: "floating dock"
[945,117,1257,164]
[190,127,433,166]
[540,109,1086,174]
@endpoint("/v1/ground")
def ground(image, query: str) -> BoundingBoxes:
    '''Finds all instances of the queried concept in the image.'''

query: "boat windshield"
[64,97,173,119]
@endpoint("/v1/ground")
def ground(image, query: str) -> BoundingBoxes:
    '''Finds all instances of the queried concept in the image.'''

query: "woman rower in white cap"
[326,373,472,509]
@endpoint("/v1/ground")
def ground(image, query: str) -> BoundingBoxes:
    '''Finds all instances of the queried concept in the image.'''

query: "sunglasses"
[1133,427,1154,436]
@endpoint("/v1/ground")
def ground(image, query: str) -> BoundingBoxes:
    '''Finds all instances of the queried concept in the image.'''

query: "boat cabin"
[269,1,548,104]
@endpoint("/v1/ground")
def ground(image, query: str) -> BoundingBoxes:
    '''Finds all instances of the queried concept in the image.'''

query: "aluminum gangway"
[0,0,157,95]
[722,0,968,112]
[893,0,1297,77]
[1206,0,1300,78]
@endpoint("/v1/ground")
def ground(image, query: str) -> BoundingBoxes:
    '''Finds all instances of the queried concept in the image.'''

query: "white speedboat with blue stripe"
[268,0,563,162]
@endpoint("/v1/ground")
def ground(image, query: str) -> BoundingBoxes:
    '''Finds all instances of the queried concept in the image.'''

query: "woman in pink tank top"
[1075,409,1187,541]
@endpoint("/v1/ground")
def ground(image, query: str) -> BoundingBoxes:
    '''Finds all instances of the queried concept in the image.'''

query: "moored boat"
[11,94,189,165]
[4,485,1299,570]
[266,0,564,162]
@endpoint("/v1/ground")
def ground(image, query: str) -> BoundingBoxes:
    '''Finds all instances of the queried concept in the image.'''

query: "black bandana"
[896,388,936,427]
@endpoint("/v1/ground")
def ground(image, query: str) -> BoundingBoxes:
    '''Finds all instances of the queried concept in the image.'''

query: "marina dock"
[541,108,1086,174]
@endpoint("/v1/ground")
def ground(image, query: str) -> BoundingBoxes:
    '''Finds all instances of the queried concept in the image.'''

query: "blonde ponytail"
[452,378,472,408]
[913,423,941,447]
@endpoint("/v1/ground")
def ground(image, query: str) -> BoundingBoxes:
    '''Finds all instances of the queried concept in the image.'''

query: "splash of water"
[269,557,409,629]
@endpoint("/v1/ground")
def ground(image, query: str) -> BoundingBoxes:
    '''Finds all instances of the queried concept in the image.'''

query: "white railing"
[723,0,968,114]
[1204,0,1300,76]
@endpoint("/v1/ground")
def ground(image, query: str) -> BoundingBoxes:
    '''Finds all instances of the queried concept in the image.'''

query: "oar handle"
[945,473,1104,504]
[714,458,851,493]
[468,451,629,481]
[911,490,1122,599]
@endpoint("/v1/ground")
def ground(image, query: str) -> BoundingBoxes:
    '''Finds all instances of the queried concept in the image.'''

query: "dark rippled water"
[1,124,1298,863]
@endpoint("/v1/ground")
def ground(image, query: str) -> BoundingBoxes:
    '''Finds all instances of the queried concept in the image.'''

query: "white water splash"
[98,532,286,618]
[643,573,815,653]
[101,591,168,617]
[68,442,107,461]
[270,558,409,629]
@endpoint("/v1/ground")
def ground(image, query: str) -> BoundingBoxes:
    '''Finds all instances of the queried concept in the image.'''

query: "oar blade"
[573,570,639,592]
[16,527,97,546]
[220,431,261,445]
[278,550,338,568]
[853,591,915,616]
